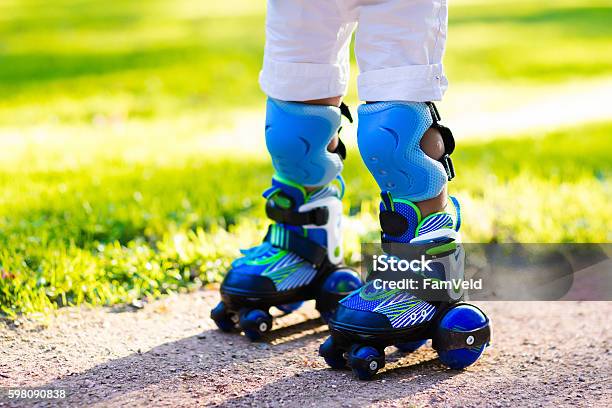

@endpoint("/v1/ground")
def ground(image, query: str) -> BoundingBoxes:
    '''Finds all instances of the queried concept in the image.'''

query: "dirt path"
[1,291,610,407]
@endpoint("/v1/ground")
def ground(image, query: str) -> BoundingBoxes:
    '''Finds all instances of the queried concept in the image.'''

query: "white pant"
[260,0,449,102]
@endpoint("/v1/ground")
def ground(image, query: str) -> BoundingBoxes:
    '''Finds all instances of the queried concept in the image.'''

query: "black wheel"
[319,336,347,369]
[210,301,236,332]
[348,345,384,380]
[239,309,273,341]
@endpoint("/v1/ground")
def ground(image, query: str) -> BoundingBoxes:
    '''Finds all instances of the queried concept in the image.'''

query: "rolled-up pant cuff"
[358,64,448,102]
[259,58,349,101]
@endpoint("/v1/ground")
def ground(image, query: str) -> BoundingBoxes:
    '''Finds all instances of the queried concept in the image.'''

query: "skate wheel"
[276,301,304,314]
[395,340,427,353]
[317,268,362,323]
[239,309,272,341]
[322,268,362,295]
[435,304,489,369]
[210,301,236,332]
[349,345,384,380]
[319,336,347,369]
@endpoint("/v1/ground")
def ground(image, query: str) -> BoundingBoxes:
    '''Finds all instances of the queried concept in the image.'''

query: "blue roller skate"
[320,193,490,379]
[211,176,362,341]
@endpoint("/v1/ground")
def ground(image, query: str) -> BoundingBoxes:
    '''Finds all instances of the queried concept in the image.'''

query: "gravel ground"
[1,290,610,407]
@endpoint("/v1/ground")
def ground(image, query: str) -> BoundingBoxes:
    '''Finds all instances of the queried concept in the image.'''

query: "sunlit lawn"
[0,0,610,318]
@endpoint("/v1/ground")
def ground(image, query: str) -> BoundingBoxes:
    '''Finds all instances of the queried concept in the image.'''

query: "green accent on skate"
[267,224,293,251]
[334,246,340,257]
[375,298,421,320]
[394,199,422,223]
[415,211,454,237]
[272,194,292,210]
[425,242,457,256]
[449,196,461,232]
[272,174,307,201]
[246,249,286,266]
[333,175,346,199]
[263,187,280,199]
[359,283,401,301]
[272,174,340,203]
[386,191,395,211]
[262,261,305,284]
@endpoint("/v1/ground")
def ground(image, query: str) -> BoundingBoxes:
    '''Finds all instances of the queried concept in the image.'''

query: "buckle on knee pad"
[331,137,347,161]
[440,154,455,180]
[427,102,456,181]
[331,103,352,161]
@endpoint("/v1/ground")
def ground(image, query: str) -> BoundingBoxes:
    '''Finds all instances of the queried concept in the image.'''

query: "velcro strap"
[381,238,456,261]
[265,200,329,226]
[265,225,328,267]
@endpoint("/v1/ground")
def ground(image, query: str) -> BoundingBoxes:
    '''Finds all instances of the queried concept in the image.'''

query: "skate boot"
[211,175,362,341]
[320,193,490,379]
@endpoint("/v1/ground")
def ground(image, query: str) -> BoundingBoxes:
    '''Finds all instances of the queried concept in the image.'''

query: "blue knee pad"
[357,102,454,202]
[265,98,343,187]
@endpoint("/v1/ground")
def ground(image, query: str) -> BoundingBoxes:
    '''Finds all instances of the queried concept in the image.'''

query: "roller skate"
[319,193,490,379]
[211,176,362,341]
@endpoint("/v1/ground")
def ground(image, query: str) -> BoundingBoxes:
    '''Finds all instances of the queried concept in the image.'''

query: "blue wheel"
[319,336,346,369]
[436,304,489,369]
[318,268,362,323]
[276,301,304,314]
[349,346,384,380]
[322,269,362,295]
[210,301,236,332]
[239,309,272,342]
[395,340,427,353]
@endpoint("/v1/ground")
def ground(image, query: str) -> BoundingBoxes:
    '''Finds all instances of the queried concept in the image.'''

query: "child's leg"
[355,0,452,218]
[319,0,490,379]
[211,0,361,339]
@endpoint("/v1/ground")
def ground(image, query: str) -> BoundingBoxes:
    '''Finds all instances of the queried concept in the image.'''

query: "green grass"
[1,121,610,318]
[1,0,611,125]
[1,0,611,318]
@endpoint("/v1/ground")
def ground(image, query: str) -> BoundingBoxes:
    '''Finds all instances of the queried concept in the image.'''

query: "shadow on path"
[215,354,462,407]
[20,318,327,407]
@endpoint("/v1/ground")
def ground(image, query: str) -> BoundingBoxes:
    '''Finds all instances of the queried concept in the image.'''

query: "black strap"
[381,238,458,262]
[333,102,351,161]
[340,102,353,123]
[264,225,329,267]
[426,102,456,181]
[331,137,347,160]
[440,154,455,181]
[265,200,329,226]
